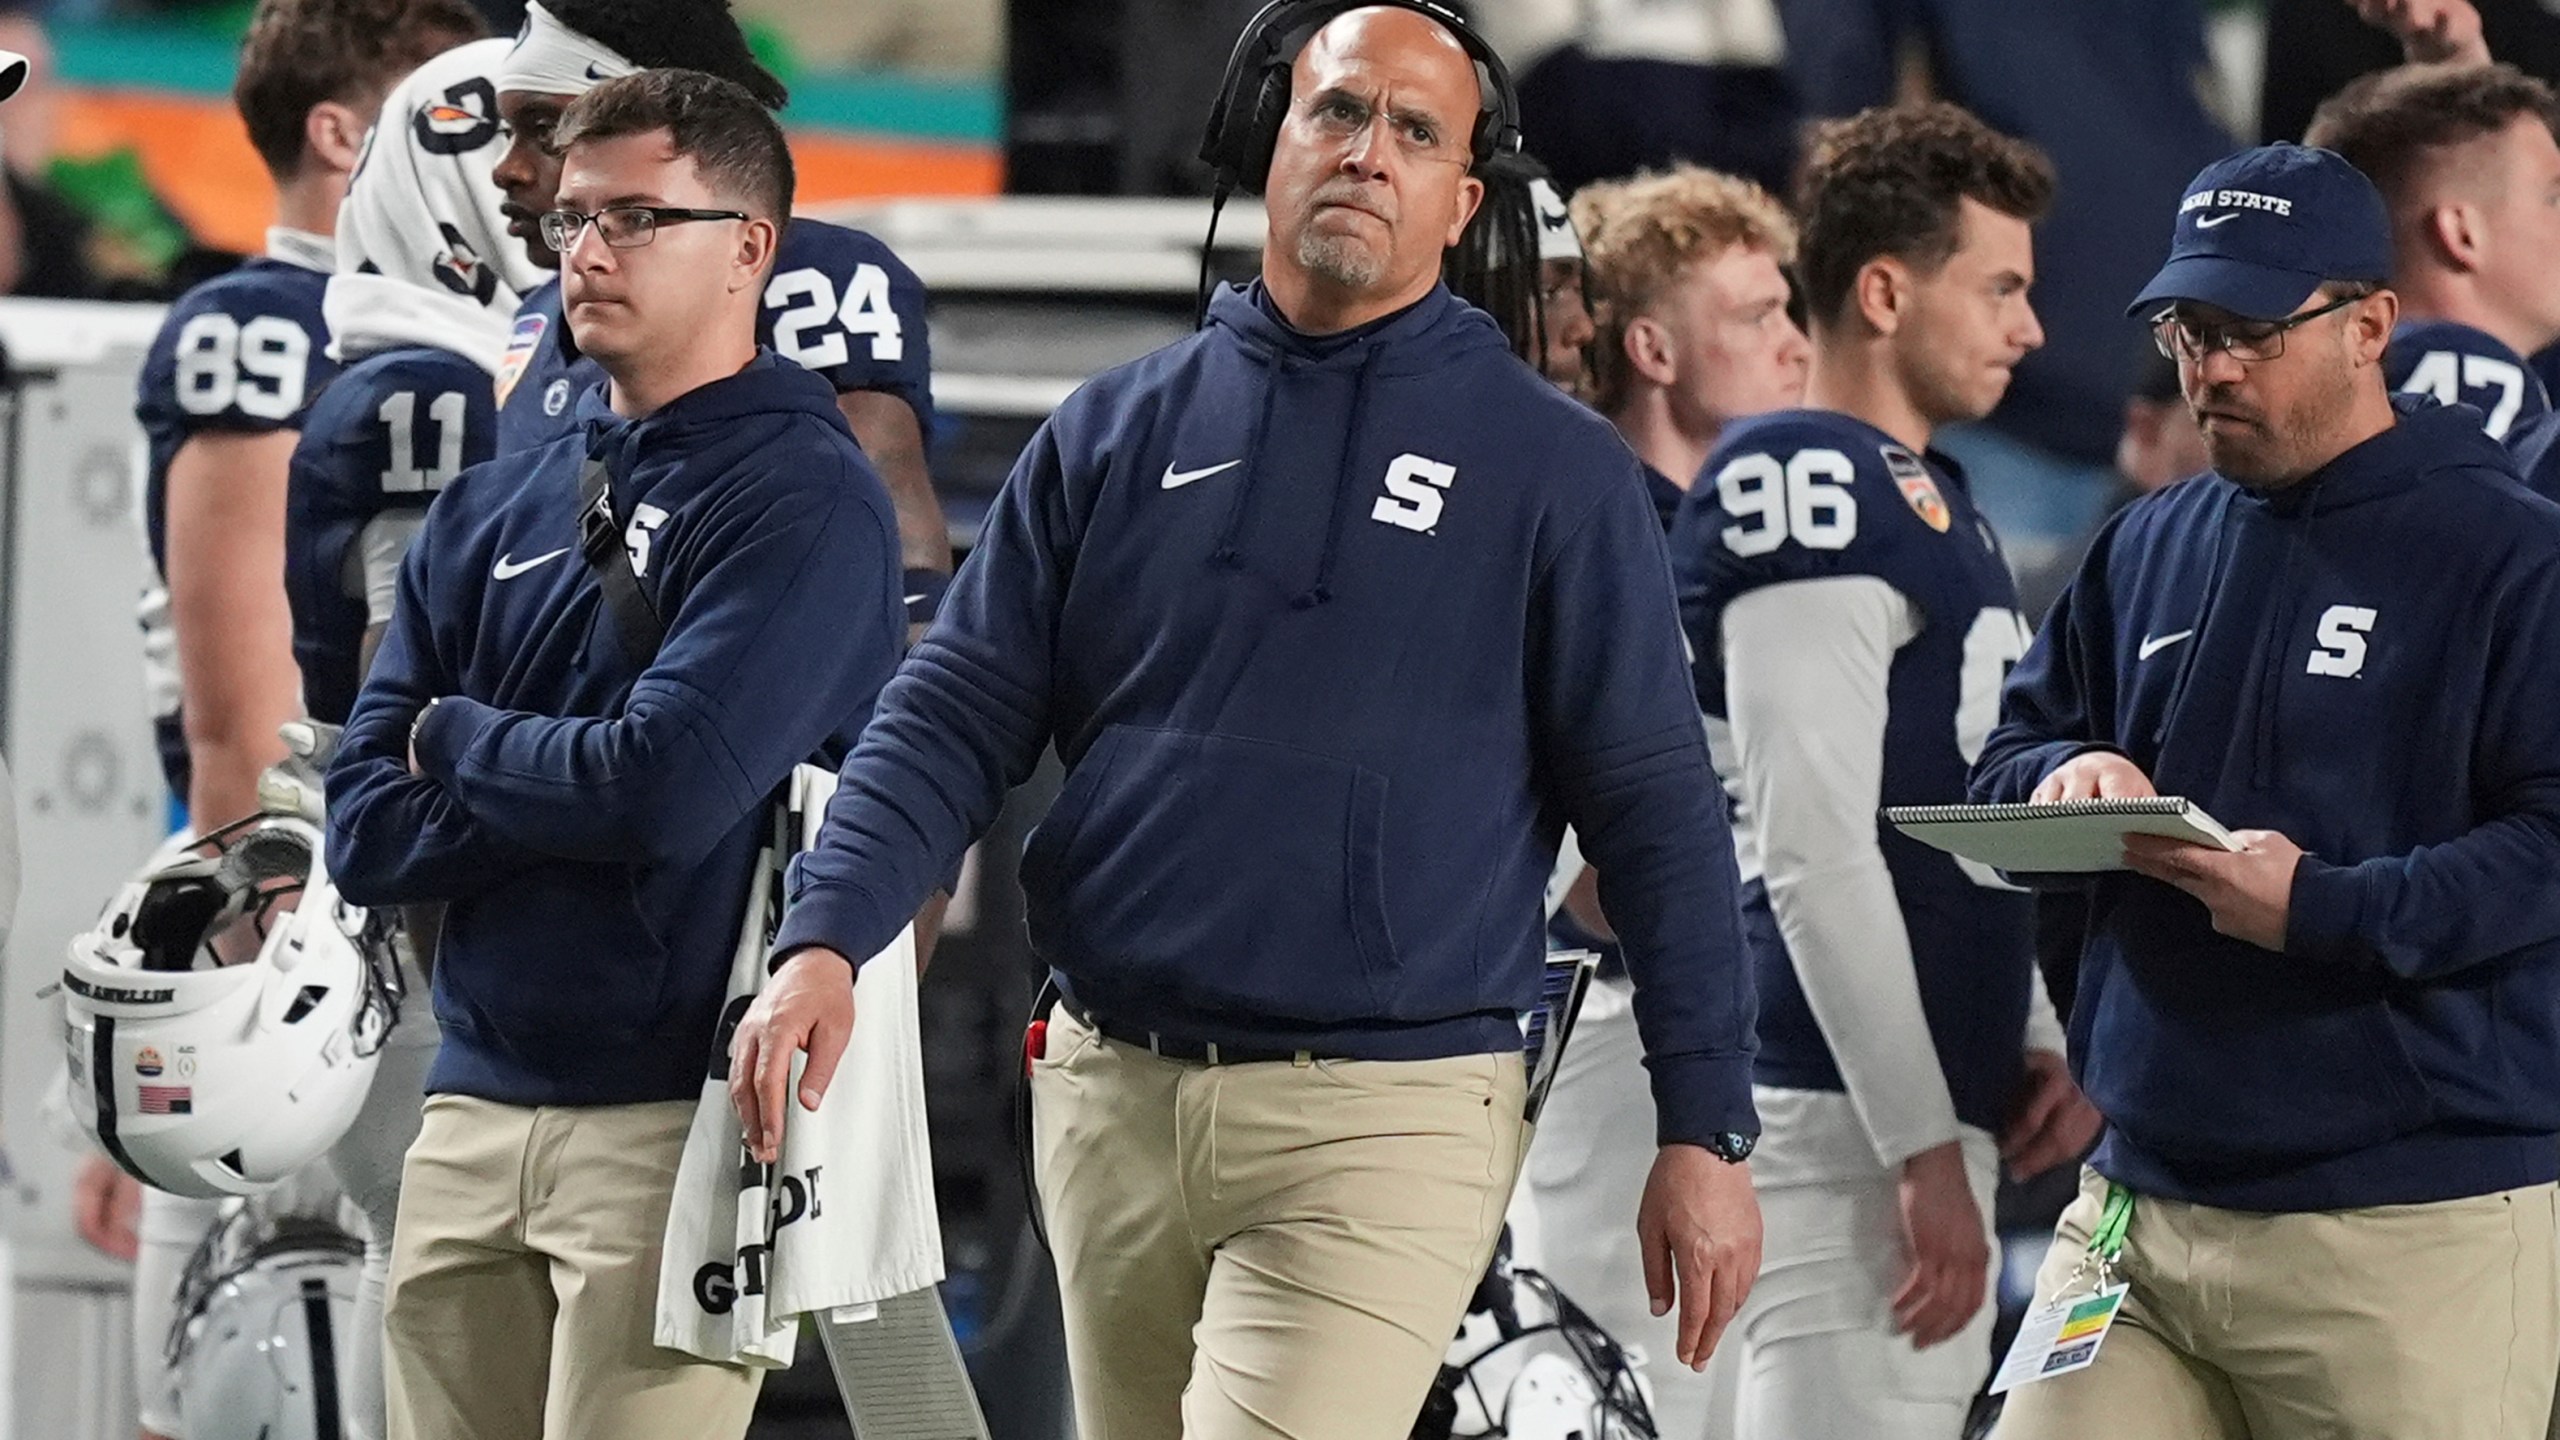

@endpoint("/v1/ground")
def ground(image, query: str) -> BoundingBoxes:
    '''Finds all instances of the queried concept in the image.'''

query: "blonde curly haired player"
[1574,164,1808,491]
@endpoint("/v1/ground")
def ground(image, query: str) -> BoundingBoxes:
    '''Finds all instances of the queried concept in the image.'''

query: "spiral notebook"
[1881,797,2240,873]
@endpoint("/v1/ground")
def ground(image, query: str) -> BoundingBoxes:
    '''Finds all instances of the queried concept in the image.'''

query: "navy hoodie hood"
[1975,397,2560,1210]
[327,352,903,1107]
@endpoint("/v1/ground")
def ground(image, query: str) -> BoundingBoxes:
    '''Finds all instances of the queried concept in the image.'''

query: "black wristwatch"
[1703,1131,1757,1164]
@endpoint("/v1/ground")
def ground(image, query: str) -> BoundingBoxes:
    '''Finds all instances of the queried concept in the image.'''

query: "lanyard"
[2086,1183,2134,1264]
[2057,1181,2135,1296]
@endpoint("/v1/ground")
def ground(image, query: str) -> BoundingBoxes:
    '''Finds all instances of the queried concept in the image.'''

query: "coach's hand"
[1638,1144,1762,1370]
[1892,1140,1990,1348]
[2122,830,2303,951]
[2030,751,2157,804]
[2002,1049,2102,1181]
[729,948,858,1164]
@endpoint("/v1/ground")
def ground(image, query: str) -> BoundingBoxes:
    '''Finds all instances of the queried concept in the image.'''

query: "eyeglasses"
[1302,91,1468,165]
[538,205,748,251]
[2150,292,2363,364]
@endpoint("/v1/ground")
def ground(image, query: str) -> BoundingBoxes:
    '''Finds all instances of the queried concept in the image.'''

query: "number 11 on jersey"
[379,390,469,493]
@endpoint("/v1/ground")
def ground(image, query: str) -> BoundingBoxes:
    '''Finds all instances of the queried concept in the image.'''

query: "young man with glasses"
[1975,142,2560,1440]
[488,0,950,631]
[324,69,905,1440]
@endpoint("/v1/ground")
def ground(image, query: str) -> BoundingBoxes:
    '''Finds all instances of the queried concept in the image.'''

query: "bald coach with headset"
[726,4,1764,1436]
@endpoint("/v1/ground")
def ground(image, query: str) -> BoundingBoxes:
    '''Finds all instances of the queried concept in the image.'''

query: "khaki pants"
[1031,1004,1528,1440]
[1996,1167,2560,1440]
[383,1095,762,1440]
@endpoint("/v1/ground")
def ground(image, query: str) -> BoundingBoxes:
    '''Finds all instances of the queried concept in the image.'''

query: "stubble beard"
[1294,227,1387,292]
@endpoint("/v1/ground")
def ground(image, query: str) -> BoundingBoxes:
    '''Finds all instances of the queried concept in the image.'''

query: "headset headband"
[1197,0,1523,194]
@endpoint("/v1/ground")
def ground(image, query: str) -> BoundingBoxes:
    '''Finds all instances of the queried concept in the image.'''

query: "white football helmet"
[172,1197,363,1440]
[62,813,401,1198]
[1417,1236,1657,1440]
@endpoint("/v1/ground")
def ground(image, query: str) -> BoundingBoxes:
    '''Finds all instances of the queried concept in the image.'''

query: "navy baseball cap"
[2126,143,2393,322]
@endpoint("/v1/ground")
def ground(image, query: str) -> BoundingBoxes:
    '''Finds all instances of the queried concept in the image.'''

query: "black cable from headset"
[1199,179,1235,330]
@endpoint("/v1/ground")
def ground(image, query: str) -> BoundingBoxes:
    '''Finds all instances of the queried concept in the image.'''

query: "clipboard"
[1881,797,2240,873]
[1524,948,1599,1125]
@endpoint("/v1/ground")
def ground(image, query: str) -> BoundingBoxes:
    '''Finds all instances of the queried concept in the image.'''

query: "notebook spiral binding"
[1881,798,2196,824]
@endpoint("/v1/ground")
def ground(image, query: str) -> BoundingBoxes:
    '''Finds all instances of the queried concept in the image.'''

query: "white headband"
[497,0,638,98]
[1530,178,1583,263]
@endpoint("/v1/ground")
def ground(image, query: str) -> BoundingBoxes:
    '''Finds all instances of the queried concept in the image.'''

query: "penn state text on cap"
[2127,142,2393,323]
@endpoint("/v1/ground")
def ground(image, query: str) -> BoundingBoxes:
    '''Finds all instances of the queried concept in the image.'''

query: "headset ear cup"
[1240,64,1292,194]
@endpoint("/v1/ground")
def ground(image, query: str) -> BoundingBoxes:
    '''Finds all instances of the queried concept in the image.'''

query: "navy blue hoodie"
[326,355,902,1106]
[772,282,1758,1146]
[1972,398,2560,1211]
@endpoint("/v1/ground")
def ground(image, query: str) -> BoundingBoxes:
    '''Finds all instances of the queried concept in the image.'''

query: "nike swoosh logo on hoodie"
[493,547,570,581]
[1162,460,1242,490]
[2138,629,2196,660]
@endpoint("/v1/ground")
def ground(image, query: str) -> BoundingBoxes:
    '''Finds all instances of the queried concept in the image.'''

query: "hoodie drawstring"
[2152,490,2236,755]
[1294,345,1383,609]
[1211,346,1285,571]
[2250,482,2320,789]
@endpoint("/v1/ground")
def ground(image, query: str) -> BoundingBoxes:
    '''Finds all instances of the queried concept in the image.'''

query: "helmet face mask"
[123,821,312,971]
[63,817,401,1198]
[174,1198,364,1440]
[1422,1250,1659,1440]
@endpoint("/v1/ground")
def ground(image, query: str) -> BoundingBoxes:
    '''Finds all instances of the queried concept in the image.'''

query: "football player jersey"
[2388,319,2560,503]
[2384,318,2551,442]
[494,218,932,454]
[285,345,496,724]
[135,244,340,801]
[1671,408,2034,1136]
[1641,461,1685,534]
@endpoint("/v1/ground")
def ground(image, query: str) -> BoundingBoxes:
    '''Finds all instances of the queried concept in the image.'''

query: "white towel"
[656,766,945,1368]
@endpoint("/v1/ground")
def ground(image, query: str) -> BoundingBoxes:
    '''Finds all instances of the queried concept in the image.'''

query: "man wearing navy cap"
[1974,142,2560,1439]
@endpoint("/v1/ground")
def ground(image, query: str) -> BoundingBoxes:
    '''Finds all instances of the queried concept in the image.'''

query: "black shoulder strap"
[577,456,665,666]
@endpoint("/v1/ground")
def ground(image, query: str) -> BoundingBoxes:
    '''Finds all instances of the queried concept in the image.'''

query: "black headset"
[1196,0,1524,196]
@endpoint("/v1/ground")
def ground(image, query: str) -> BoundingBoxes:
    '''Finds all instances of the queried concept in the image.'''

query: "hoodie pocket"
[442,867,672,1040]
[2084,925,2433,1169]
[1020,725,1399,1023]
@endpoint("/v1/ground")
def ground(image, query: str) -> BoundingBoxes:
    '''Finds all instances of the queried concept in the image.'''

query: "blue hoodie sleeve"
[2288,552,2560,978]
[326,503,543,905]
[1970,516,2131,804]
[408,464,900,871]
[1534,454,1758,1149]
[767,414,1077,968]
